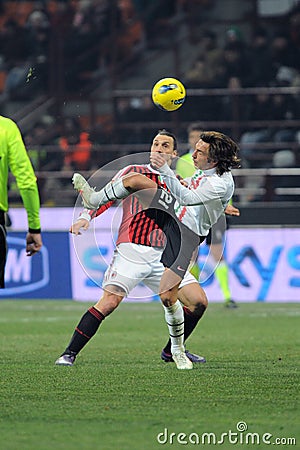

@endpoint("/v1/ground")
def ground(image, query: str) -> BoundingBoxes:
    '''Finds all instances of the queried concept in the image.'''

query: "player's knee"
[96,287,125,315]
[187,293,208,314]
[160,290,175,307]
[185,301,208,316]
[198,291,208,309]
[193,301,207,317]
[123,173,142,190]
[123,173,156,192]
[106,295,122,311]
[190,289,208,309]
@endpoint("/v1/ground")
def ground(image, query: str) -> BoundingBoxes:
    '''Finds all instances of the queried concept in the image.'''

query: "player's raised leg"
[72,173,130,209]
[72,172,158,210]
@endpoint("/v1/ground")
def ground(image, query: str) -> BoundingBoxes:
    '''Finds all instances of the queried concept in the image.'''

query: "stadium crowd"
[0,0,300,205]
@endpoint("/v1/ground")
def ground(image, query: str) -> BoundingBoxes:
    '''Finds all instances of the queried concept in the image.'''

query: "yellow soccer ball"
[151,77,186,111]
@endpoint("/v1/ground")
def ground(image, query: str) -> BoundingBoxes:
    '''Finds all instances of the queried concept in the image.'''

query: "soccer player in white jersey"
[176,123,239,308]
[73,131,240,369]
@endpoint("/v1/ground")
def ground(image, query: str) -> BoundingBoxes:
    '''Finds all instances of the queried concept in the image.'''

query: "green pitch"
[0,301,299,450]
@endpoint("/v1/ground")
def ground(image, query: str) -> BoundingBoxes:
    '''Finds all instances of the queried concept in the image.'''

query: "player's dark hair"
[200,131,241,176]
[157,129,178,151]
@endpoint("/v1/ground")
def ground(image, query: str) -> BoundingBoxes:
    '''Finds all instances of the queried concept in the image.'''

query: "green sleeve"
[7,119,41,230]
[19,186,41,230]
[176,153,195,178]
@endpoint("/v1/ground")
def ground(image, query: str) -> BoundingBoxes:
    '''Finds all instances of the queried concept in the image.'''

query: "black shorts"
[206,213,227,246]
[146,188,204,278]
[0,210,7,288]
[161,218,204,277]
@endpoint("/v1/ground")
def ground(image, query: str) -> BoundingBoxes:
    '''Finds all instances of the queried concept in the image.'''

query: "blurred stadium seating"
[0,0,299,218]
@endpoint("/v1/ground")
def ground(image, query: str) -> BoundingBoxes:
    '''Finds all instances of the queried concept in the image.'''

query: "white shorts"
[102,242,197,296]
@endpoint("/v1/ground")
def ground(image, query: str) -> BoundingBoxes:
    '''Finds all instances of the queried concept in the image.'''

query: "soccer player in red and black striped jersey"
[55,130,208,369]
[95,162,168,249]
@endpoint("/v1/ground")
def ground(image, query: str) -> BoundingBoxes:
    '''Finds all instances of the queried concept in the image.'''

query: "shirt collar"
[203,167,217,176]
[147,163,173,174]
[146,163,159,173]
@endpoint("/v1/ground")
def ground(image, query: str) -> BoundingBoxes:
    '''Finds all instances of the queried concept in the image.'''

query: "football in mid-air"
[151,77,186,111]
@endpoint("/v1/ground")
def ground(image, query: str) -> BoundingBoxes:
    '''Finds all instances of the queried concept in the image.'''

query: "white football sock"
[91,178,130,207]
[163,300,185,355]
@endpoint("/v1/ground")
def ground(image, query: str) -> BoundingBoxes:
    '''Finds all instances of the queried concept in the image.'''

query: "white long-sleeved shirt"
[158,163,234,237]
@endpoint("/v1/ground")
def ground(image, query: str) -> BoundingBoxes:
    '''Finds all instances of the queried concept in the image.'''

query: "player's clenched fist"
[70,218,90,235]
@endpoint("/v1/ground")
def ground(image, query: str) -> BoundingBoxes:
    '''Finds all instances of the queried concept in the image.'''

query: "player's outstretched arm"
[70,202,114,236]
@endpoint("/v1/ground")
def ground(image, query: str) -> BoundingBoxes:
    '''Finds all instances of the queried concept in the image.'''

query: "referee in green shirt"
[0,115,42,288]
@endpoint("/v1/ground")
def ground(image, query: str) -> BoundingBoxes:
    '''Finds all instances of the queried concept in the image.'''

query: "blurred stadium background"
[1,0,300,302]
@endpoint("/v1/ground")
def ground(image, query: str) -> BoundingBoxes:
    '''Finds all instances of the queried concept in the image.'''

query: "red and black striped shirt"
[93,164,167,248]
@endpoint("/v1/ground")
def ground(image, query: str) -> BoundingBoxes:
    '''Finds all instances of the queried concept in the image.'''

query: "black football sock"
[63,306,105,355]
[0,220,7,289]
[163,304,207,354]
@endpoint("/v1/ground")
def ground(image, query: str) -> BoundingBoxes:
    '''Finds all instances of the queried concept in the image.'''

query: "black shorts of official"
[0,210,7,288]
[145,188,205,278]
[206,213,227,246]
